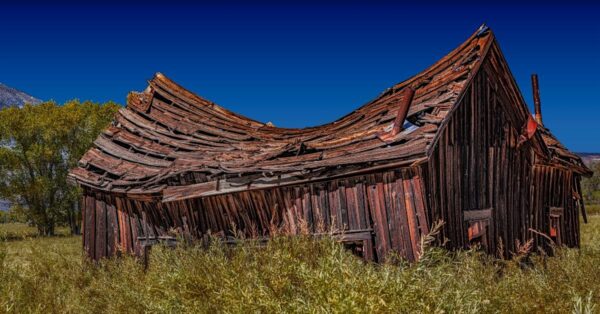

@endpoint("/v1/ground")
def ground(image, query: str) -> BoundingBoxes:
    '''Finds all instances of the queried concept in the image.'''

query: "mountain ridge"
[0,82,41,108]
[577,153,600,166]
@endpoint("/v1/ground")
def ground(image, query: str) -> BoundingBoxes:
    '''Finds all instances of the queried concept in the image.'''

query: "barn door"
[366,170,429,262]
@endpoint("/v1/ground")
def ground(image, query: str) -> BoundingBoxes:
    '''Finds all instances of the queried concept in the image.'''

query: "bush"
[582,162,600,205]
[0,207,27,224]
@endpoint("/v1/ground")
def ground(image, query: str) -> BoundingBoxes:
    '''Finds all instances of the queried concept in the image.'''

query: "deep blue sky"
[1,2,599,151]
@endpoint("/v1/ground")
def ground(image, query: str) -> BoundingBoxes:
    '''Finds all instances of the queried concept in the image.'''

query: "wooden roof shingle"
[69,25,590,202]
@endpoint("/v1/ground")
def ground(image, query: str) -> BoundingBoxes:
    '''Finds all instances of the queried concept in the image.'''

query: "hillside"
[578,153,600,165]
[0,82,41,108]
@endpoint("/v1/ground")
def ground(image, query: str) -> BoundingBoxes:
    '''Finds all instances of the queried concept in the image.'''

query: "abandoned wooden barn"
[69,25,592,262]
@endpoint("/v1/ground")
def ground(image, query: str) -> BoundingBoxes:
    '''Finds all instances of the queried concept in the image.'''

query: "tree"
[0,101,119,235]
[582,161,600,204]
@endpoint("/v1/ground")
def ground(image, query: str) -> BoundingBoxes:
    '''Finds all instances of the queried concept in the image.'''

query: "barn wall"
[531,165,581,249]
[425,49,535,256]
[82,168,429,262]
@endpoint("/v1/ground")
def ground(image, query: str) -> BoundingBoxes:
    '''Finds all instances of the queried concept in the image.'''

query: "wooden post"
[143,244,152,271]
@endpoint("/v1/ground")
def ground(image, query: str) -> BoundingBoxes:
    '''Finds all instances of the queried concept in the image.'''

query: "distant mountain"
[577,153,600,166]
[0,83,41,108]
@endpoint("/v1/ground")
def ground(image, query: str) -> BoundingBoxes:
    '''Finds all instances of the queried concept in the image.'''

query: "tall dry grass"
[1,217,599,313]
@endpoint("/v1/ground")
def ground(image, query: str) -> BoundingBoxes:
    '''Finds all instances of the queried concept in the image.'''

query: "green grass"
[587,204,600,216]
[1,219,599,313]
[0,223,70,241]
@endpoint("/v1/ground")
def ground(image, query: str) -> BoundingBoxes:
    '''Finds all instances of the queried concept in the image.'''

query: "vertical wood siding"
[531,165,581,249]
[426,52,535,256]
[82,168,428,262]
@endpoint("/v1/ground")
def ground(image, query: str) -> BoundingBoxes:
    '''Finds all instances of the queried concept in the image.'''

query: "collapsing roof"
[68,25,591,202]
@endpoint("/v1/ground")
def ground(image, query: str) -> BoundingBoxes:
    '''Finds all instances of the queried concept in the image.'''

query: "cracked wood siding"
[83,168,428,262]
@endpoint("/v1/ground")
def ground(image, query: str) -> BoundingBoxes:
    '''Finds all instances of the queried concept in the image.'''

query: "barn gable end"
[425,33,591,256]
[425,38,536,255]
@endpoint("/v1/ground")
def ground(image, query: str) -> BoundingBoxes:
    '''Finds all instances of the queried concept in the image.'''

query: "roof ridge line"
[425,28,496,157]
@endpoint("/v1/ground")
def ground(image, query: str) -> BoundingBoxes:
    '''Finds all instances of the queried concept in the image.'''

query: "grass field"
[0,223,70,241]
[1,218,599,313]
[587,204,600,216]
